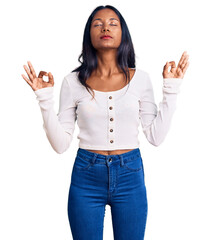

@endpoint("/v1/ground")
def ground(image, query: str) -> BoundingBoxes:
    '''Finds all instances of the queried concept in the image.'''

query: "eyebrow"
[92,17,119,23]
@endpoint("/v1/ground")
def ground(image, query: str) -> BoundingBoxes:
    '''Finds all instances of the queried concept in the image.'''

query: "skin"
[21,8,190,156]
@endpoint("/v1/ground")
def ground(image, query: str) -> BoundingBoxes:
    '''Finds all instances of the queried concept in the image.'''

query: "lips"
[100,35,112,39]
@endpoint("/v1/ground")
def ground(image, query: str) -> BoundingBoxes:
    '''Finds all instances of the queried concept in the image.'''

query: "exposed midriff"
[83,149,135,155]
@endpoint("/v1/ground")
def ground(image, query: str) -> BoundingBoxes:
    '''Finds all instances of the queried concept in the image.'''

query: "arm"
[139,73,183,146]
[34,77,77,154]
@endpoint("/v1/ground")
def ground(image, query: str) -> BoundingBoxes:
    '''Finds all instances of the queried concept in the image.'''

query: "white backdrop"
[1,0,211,239]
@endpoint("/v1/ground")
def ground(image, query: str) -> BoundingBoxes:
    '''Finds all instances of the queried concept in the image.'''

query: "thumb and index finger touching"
[26,60,53,85]
[163,61,176,74]
[38,71,54,84]
[48,72,54,85]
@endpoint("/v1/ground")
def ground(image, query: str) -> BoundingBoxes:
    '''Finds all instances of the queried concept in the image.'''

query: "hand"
[162,51,189,79]
[21,61,54,91]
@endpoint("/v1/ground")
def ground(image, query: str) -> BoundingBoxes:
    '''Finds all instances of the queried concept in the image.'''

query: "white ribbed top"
[34,68,183,154]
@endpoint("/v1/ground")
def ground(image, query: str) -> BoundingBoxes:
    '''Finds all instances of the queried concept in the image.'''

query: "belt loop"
[91,153,97,164]
[119,155,124,167]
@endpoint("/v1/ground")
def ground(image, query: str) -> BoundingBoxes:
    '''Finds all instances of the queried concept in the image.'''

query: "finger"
[178,51,187,66]
[38,71,48,78]
[182,61,190,75]
[27,61,37,78]
[48,72,54,85]
[23,65,34,81]
[168,61,176,73]
[163,61,169,75]
[178,51,187,69]
[177,68,183,78]
[168,61,176,67]
[22,74,33,87]
[180,55,189,70]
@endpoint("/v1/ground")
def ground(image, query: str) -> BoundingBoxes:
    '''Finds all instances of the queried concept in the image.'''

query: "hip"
[71,148,146,188]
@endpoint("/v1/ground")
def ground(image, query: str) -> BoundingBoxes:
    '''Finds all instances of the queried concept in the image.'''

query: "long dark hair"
[72,5,136,100]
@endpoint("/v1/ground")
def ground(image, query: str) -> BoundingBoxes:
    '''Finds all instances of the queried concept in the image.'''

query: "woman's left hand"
[162,51,189,79]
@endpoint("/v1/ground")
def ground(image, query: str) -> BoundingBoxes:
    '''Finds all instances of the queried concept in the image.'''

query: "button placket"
[108,94,115,146]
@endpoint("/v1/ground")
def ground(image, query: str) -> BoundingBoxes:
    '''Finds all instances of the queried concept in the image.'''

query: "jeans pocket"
[122,156,143,172]
[74,155,92,171]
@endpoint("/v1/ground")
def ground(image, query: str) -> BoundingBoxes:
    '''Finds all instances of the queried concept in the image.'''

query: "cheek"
[90,29,94,39]
[116,30,122,43]
[90,30,97,45]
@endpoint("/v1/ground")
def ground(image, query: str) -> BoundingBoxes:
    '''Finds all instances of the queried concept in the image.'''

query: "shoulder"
[64,71,79,86]
[132,68,151,88]
[64,71,85,90]
[135,68,153,88]
[134,68,149,79]
[127,68,152,99]
[63,71,88,100]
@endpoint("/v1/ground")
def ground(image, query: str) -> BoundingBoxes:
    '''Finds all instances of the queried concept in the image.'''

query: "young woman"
[22,5,189,240]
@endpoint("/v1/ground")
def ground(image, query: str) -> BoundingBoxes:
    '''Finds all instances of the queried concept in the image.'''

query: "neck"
[95,49,121,78]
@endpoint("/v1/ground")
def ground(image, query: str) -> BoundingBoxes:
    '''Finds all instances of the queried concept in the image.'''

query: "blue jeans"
[67,148,148,240]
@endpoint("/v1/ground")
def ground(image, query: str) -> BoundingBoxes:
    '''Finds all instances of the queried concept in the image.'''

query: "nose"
[102,26,110,32]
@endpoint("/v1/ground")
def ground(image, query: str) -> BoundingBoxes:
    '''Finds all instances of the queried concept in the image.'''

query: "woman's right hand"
[21,61,54,91]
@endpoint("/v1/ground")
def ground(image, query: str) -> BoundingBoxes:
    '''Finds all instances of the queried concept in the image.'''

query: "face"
[90,8,122,51]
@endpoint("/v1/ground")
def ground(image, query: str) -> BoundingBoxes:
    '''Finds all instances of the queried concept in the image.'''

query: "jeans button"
[109,158,112,162]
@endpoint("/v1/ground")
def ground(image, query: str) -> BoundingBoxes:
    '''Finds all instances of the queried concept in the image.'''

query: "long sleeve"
[139,73,183,146]
[34,77,77,154]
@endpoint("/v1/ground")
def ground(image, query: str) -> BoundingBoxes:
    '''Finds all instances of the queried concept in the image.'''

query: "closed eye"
[94,24,117,27]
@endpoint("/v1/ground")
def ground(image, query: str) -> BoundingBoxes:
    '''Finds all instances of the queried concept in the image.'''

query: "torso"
[84,68,136,156]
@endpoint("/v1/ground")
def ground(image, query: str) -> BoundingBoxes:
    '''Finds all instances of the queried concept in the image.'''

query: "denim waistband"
[76,148,142,164]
